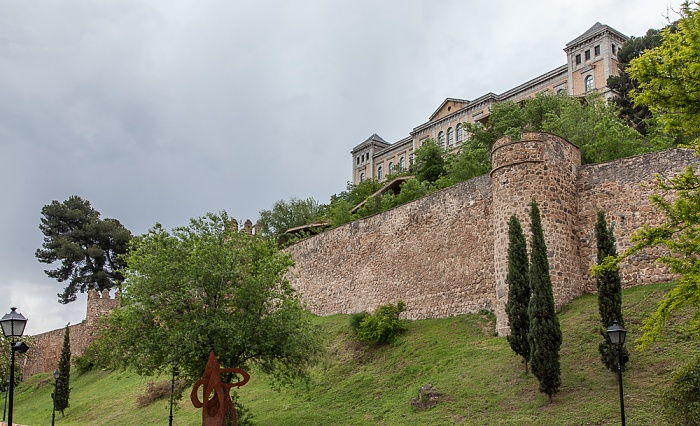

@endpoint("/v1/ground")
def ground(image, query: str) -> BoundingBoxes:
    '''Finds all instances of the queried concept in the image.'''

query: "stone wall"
[23,289,119,377]
[289,134,700,336]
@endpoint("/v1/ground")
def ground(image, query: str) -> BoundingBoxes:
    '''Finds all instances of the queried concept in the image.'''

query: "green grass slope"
[3,282,699,425]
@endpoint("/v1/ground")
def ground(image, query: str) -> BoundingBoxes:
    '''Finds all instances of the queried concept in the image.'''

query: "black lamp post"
[51,369,60,426]
[169,360,179,426]
[1,307,28,426]
[607,321,627,426]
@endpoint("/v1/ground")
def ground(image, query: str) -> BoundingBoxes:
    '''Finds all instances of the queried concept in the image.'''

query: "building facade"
[351,23,628,185]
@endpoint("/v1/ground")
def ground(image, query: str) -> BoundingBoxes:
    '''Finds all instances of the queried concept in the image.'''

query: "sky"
[0,0,682,335]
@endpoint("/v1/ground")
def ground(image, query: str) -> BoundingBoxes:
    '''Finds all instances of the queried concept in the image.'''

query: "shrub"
[356,301,407,346]
[663,357,700,425]
[135,380,172,408]
[349,312,369,333]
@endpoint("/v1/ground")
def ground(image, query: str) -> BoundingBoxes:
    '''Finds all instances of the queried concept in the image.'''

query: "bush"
[135,380,173,408]
[349,312,369,333]
[663,357,700,425]
[356,301,407,346]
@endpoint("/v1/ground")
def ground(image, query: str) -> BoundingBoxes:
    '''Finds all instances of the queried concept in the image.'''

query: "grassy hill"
[4,282,699,425]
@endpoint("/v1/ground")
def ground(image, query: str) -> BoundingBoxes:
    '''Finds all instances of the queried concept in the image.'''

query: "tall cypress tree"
[506,215,531,373]
[527,199,562,402]
[595,211,628,372]
[55,324,71,416]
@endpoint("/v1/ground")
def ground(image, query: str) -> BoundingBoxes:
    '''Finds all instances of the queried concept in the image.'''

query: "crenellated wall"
[289,134,700,335]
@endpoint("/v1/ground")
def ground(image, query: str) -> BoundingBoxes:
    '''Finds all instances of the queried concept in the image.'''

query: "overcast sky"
[0,0,681,335]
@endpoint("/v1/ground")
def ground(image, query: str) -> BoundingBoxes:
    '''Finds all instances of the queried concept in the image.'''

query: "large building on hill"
[351,23,628,185]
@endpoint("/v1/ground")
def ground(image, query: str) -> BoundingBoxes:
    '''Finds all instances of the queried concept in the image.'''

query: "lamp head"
[606,321,627,346]
[54,370,60,380]
[0,307,28,339]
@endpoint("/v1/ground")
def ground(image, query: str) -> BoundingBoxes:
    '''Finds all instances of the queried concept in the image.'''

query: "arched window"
[447,127,454,146]
[585,75,594,93]
[388,161,394,175]
[377,166,383,180]
[438,131,445,148]
[456,123,463,143]
[557,88,566,95]
[399,157,405,171]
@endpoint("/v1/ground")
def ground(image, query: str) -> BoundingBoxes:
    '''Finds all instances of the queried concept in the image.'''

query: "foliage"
[135,380,179,408]
[662,356,700,425]
[505,215,530,373]
[94,211,323,390]
[594,167,700,349]
[356,301,407,346]
[35,195,132,304]
[325,179,384,227]
[434,137,491,189]
[628,2,700,148]
[0,337,22,391]
[55,324,72,415]
[527,199,562,400]
[412,139,445,183]
[594,211,629,373]
[258,197,325,239]
[607,28,663,134]
[349,312,369,333]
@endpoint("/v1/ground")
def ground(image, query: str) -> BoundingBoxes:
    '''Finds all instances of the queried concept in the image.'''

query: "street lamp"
[607,321,627,426]
[51,369,60,426]
[169,360,179,426]
[1,307,28,426]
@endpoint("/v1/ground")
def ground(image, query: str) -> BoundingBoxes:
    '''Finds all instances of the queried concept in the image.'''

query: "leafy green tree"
[628,2,700,147]
[258,197,325,238]
[527,199,562,401]
[607,28,663,135]
[435,137,491,188]
[95,212,322,390]
[36,196,132,304]
[594,211,628,373]
[55,324,71,416]
[505,215,530,374]
[356,301,407,346]
[412,139,446,183]
[662,355,700,425]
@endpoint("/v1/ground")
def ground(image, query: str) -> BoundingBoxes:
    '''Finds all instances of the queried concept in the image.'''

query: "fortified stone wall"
[289,135,700,336]
[23,289,119,377]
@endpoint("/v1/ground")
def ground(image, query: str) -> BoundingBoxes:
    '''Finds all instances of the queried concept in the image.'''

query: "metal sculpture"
[191,351,250,426]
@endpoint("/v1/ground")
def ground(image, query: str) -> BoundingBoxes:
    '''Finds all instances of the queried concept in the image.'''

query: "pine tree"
[595,211,628,372]
[505,214,531,373]
[527,199,562,401]
[55,324,71,416]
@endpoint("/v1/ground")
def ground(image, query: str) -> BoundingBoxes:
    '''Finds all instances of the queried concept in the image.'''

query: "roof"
[285,221,331,234]
[428,98,470,121]
[351,133,391,152]
[350,176,414,214]
[566,22,628,48]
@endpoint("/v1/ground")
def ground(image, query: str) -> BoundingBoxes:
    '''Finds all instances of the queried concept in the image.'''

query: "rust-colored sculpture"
[191,351,250,426]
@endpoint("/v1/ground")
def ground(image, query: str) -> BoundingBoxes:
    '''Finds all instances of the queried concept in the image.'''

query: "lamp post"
[169,360,179,426]
[1,307,28,426]
[607,321,627,426]
[51,369,60,426]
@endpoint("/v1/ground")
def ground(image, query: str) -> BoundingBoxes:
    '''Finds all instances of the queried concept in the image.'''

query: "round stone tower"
[490,132,582,335]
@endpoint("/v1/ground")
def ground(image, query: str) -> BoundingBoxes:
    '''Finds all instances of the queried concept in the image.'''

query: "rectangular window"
[575,54,581,65]
[585,50,591,60]
[612,44,616,55]
[594,45,600,56]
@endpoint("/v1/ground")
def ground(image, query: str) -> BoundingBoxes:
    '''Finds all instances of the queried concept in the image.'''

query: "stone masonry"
[289,133,700,335]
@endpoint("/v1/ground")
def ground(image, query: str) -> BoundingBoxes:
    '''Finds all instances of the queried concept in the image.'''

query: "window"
[438,131,445,148]
[399,157,405,171]
[360,172,365,182]
[575,54,581,65]
[356,156,360,165]
[377,166,383,180]
[557,88,566,95]
[585,50,591,61]
[585,75,594,93]
[447,127,454,146]
[594,45,600,56]
[388,161,393,175]
[456,123,463,142]
[612,44,617,55]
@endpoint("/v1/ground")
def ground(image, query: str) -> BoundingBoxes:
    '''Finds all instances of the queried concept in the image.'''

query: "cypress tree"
[505,214,531,373]
[595,211,628,372]
[527,199,562,402]
[55,324,71,416]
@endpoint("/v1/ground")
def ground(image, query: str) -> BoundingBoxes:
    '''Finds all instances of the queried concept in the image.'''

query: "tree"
[258,197,325,238]
[505,215,531,374]
[607,28,663,135]
[628,2,700,148]
[94,212,322,390]
[527,199,562,401]
[55,324,71,416]
[594,211,628,372]
[36,196,132,304]
[412,139,446,183]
